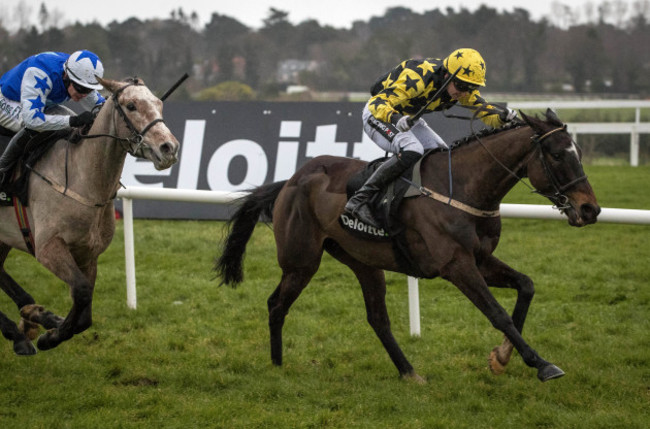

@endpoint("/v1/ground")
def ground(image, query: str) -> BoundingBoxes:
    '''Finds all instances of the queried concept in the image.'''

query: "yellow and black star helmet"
[443,48,486,87]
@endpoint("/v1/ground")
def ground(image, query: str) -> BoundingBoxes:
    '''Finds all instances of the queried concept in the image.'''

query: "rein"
[460,106,587,212]
[28,80,159,208]
[73,80,164,157]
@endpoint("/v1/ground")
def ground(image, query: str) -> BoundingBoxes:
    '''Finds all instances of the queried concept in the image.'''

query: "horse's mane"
[122,76,145,86]
[449,121,526,150]
[420,121,527,158]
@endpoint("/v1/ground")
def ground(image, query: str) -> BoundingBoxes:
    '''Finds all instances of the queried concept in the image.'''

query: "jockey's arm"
[19,67,103,132]
[368,68,426,126]
[19,67,71,131]
[458,91,508,128]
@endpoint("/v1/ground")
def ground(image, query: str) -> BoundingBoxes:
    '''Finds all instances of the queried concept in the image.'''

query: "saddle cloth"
[339,154,431,278]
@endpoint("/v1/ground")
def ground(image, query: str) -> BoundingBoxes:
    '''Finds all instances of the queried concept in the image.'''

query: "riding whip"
[160,73,189,101]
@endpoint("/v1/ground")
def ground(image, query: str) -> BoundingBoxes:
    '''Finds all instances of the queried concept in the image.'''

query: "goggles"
[452,78,479,93]
[71,80,93,95]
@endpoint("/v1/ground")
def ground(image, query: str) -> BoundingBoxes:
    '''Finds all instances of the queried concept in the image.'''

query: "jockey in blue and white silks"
[0,50,106,180]
[0,50,105,133]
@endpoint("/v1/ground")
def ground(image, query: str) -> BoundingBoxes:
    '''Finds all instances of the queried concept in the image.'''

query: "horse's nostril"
[160,142,175,155]
[581,203,601,221]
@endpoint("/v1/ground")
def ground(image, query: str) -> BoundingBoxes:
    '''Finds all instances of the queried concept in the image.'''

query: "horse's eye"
[126,103,136,111]
[551,152,561,161]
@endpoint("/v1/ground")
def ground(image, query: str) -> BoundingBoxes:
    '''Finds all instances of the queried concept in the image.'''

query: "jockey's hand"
[500,107,518,123]
[396,116,412,132]
[69,111,95,128]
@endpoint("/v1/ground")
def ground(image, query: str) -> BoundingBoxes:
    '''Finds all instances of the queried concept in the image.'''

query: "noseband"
[531,125,588,210]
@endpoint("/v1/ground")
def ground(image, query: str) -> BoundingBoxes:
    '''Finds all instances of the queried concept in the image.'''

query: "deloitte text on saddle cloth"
[340,213,389,238]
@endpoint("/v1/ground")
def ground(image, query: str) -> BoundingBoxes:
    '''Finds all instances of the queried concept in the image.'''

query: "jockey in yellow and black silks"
[344,48,518,228]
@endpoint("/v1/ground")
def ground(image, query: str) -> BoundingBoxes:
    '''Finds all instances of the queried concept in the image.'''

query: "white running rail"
[116,187,650,338]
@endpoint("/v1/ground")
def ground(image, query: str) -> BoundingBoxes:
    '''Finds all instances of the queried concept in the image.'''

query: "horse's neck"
[43,101,127,200]
[429,127,536,207]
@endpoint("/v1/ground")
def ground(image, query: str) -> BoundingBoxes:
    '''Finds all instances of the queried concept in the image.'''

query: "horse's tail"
[214,180,287,287]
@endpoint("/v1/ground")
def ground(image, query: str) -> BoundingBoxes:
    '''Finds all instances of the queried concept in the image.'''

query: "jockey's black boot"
[0,128,33,182]
[344,150,421,228]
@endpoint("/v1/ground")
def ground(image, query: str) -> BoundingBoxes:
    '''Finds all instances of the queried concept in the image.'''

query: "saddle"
[0,129,72,207]
[341,153,433,278]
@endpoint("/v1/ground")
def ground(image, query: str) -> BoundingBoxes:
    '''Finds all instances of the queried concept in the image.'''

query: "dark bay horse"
[0,77,179,355]
[215,109,600,382]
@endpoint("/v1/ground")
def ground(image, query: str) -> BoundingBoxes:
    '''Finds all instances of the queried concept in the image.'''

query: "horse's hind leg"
[0,310,36,355]
[268,268,318,366]
[324,241,421,382]
[358,268,423,382]
[479,255,534,374]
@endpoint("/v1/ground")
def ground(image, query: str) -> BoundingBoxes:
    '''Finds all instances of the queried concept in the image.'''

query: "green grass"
[0,166,648,428]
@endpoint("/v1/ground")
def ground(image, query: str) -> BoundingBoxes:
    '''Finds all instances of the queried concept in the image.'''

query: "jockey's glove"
[396,115,412,132]
[500,107,518,123]
[69,111,95,128]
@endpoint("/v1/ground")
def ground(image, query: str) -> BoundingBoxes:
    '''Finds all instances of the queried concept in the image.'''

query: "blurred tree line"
[1,1,649,100]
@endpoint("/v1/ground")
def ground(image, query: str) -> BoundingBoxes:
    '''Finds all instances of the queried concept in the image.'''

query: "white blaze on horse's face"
[119,84,180,170]
[567,140,580,161]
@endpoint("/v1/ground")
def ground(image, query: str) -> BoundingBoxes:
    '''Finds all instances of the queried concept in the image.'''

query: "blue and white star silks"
[0,51,105,132]
[27,96,46,122]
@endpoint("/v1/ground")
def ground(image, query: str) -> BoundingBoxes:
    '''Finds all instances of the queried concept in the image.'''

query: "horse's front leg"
[478,254,534,374]
[442,252,564,382]
[34,236,95,350]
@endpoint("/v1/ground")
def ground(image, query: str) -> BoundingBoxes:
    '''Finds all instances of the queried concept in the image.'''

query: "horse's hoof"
[14,339,37,356]
[401,372,427,384]
[488,348,507,375]
[537,364,565,382]
[44,314,65,330]
[36,330,59,351]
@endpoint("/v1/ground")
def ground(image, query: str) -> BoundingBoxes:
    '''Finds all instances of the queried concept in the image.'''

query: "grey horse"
[0,77,179,354]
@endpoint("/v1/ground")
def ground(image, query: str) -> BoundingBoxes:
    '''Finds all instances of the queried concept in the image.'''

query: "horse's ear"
[520,110,545,133]
[96,76,121,94]
[545,108,563,126]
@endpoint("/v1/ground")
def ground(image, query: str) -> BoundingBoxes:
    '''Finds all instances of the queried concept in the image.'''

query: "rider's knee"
[394,133,424,155]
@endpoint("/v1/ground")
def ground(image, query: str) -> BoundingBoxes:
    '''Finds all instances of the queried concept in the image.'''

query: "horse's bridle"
[110,81,165,157]
[530,125,588,210]
[76,79,164,157]
[27,80,166,208]
[461,104,588,213]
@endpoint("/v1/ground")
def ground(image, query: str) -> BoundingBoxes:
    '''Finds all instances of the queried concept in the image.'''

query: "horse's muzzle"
[151,141,179,170]
[566,202,600,227]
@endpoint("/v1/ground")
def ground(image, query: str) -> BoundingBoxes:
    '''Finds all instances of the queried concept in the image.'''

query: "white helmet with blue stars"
[64,50,104,90]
